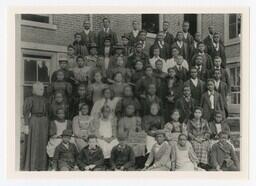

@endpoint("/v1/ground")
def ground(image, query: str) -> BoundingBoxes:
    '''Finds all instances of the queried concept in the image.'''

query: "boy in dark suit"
[189,32,201,61]
[77,135,105,171]
[171,31,189,61]
[200,79,225,121]
[149,31,170,60]
[80,20,97,48]
[210,131,239,171]
[213,69,229,117]
[207,32,226,68]
[53,129,79,171]
[175,86,196,123]
[110,134,135,171]
[194,55,208,81]
[173,55,189,82]
[128,20,140,48]
[97,18,118,54]
[127,42,149,69]
[184,67,206,106]
[162,21,175,47]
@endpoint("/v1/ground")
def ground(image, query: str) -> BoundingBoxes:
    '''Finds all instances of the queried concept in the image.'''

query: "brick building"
[16,13,241,114]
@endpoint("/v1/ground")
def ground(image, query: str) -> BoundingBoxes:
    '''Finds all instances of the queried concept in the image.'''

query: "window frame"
[20,14,57,30]
[224,14,241,46]
[141,14,164,39]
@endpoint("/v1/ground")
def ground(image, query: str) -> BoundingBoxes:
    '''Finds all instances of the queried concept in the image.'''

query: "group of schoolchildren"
[21,17,239,172]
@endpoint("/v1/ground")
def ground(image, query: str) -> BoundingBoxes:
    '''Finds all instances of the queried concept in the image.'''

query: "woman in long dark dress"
[23,82,49,171]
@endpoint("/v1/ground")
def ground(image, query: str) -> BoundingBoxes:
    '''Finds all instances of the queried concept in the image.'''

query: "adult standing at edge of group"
[182,21,194,48]
[80,20,97,48]
[97,17,118,55]
[128,20,140,48]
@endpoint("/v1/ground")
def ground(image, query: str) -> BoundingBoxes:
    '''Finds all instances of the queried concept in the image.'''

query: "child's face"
[214,71,221,80]
[194,33,201,42]
[124,87,132,97]
[207,81,215,91]
[214,58,222,67]
[63,136,71,144]
[190,69,198,79]
[56,110,65,120]
[183,87,191,97]
[78,86,86,96]
[176,56,183,65]
[150,104,159,115]
[139,32,146,41]
[195,57,203,66]
[59,61,68,69]
[148,84,156,95]
[90,48,97,55]
[88,138,97,149]
[177,33,183,41]
[171,111,180,121]
[172,49,179,57]
[114,73,123,82]
[136,45,143,53]
[67,47,74,56]
[125,105,135,116]
[213,34,220,42]
[194,109,202,119]
[153,49,160,56]
[94,72,102,82]
[145,67,153,76]
[55,93,63,103]
[122,38,129,46]
[182,23,189,32]
[198,44,205,52]
[219,133,228,143]
[135,62,143,70]
[215,113,223,123]
[155,61,163,71]
[80,105,89,115]
[178,135,187,147]
[75,34,82,42]
[116,57,124,66]
[156,134,165,144]
[168,69,176,78]
[56,71,65,81]
[103,89,111,99]
[77,58,85,67]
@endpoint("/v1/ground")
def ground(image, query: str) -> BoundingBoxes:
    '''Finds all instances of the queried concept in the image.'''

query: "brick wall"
[201,14,224,39]
[163,14,184,36]
[21,14,90,46]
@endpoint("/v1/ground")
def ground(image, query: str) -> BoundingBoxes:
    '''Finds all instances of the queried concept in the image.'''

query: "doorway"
[184,14,197,36]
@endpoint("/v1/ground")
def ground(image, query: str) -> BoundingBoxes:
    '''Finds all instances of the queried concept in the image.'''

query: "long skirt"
[24,116,49,171]
[191,140,210,165]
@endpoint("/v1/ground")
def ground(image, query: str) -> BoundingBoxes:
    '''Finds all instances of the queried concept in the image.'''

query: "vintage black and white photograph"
[15,13,241,172]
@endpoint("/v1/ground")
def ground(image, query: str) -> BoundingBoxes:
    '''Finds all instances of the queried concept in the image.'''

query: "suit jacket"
[139,40,151,56]
[191,52,214,70]
[208,120,230,139]
[145,141,172,169]
[184,79,206,105]
[171,42,189,61]
[149,41,171,60]
[210,141,239,170]
[187,118,211,139]
[80,30,97,47]
[200,91,225,121]
[203,35,224,49]
[215,81,229,102]
[97,28,118,54]
[207,42,226,68]
[175,96,196,123]
[164,32,175,46]
[77,145,104,170]
[207,68,231,90]
[126,52,149,69]
[173,65,189,82]
[183,32,194,46]
[128,31,139,47]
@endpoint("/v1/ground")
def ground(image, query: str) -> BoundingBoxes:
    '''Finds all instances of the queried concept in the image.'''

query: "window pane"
[229,14,237,24]
[37,60,50,82]
[141,14,159,34]
[230,67,236,85]
[24,59,37,82]
[21,14,50,23]
[229,23,237,39]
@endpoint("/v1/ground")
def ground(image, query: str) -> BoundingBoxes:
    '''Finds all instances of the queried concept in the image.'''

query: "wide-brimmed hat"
[62,129,73,137]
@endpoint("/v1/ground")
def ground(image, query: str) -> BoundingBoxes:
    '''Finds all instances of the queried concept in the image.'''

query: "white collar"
[84,29,90,34]
[104,27,110,32]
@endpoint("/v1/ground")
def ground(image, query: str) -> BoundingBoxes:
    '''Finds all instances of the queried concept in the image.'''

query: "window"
[229,14,241,39]
[20,14,57,30]
[142,14,159,34]
[21,14,51,24]
[229,64,240,105]
[23,54,51,98]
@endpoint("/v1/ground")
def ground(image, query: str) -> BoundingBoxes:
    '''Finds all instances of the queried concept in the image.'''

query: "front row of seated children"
[51,106,239,171]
